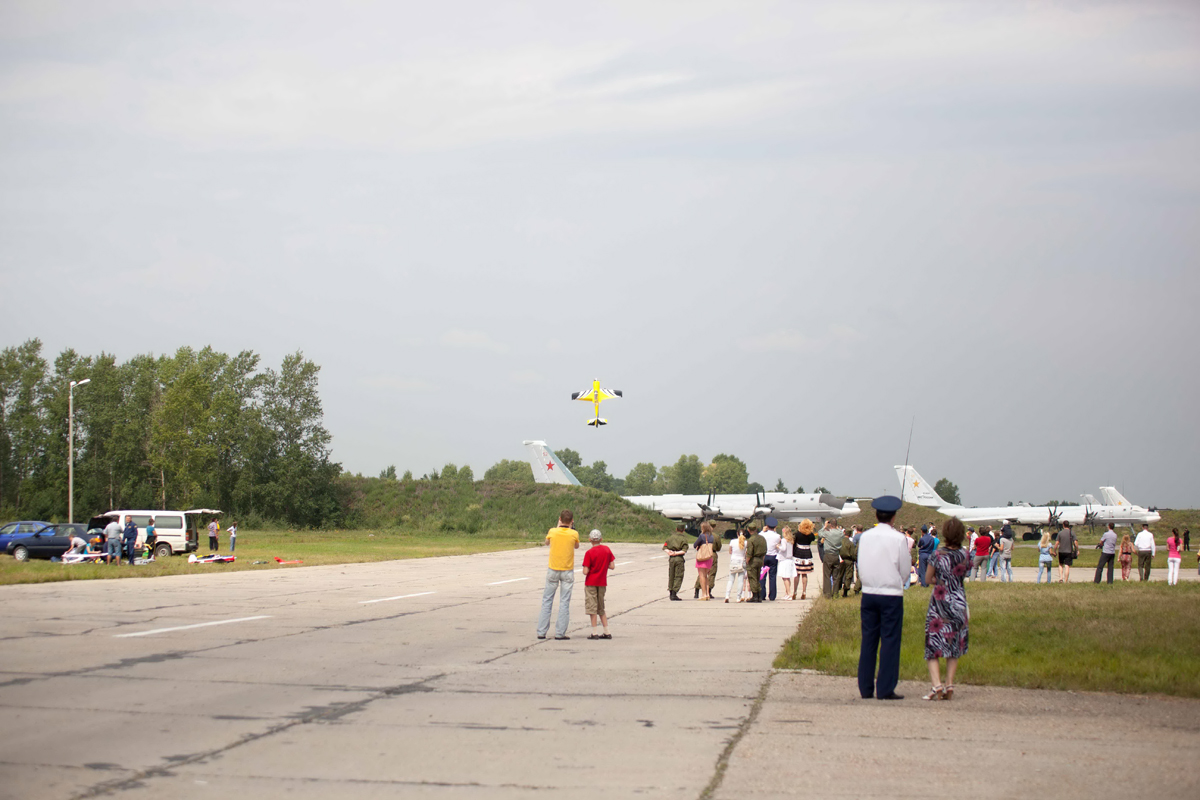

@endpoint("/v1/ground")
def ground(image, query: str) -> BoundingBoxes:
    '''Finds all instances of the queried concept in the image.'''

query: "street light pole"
[68,379,90,524]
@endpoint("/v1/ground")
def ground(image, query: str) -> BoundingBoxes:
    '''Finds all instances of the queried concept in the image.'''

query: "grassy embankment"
[775,582,1200,697]
[0,480,675,586]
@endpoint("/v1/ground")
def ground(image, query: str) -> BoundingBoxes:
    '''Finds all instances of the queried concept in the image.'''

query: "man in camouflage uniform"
[664,524,690,601]
[744,524,768,603]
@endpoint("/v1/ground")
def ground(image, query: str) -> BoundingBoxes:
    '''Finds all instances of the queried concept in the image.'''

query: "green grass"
[0,529,544,585]
[775,582,1200,697]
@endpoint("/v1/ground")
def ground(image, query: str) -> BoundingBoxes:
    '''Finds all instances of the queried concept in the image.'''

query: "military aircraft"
[570,380,622,427]
[895,465,1160,529]
[523,440,860,525]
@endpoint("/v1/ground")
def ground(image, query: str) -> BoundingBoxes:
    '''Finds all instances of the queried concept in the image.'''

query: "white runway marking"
[359,591,436,605]
[114,615,272,638]
[487,577,530,586]
[616,561,633,566]
[650,555,667,559]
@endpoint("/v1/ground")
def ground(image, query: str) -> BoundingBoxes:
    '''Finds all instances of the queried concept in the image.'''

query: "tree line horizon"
[1,338,971,527]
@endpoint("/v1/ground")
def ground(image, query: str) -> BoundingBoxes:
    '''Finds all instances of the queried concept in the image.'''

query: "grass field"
[775,582,1200,698]
[0,528,555,586]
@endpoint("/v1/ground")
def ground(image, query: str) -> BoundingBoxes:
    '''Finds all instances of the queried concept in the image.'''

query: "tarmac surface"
[1,544,1195,799]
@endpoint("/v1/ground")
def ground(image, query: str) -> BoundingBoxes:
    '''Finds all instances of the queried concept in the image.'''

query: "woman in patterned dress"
[923,517,970,701]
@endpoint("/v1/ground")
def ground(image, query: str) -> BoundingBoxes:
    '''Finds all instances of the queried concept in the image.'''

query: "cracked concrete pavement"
[0,544,797,798]
[1,545,1195,799]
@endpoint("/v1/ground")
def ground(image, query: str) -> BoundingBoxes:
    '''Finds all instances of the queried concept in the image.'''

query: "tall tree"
[623,462,658,495]
[556,448,582,471]
[934,478,962,505]
[703,454,749,493]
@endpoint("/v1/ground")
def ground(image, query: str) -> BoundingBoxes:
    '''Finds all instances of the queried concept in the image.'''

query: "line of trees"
[483,449,821,497]
[0,340,340,527]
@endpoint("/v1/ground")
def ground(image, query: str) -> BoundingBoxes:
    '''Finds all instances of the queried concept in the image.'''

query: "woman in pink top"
[1166,528,1182,586]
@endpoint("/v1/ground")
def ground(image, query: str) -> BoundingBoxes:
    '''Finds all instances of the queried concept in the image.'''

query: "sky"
[2,1,1198,507]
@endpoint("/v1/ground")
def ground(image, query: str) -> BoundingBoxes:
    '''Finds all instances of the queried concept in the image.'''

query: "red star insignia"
[546,462,554,470]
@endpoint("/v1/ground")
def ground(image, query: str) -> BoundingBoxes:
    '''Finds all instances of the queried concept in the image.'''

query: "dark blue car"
[0,521,54,552]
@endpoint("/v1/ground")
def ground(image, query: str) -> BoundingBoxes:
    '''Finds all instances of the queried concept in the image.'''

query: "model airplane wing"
[571,387,623,402]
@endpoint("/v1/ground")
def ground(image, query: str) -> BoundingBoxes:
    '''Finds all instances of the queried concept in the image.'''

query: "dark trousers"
[760,555,778,600]
[747,557,764,599]
[838,561,857,595]
[822,552,840,597]
[124,538,137,563]
[668,557,685,592]
[209,536,219,552]
[917,554,930,587]
[1094,552,1115,584]
[1137,551,1153,581]
[858,593,904,700]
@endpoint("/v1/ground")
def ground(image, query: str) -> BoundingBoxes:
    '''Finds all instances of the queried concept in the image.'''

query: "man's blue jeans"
[537,568,574,638]
[999,557,1013,582]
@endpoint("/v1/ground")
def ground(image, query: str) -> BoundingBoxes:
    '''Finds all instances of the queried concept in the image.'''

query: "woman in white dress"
[778,526,798,599]
[725,529,748,603]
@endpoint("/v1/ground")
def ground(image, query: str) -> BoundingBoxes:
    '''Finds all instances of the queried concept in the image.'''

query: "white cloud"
[360,376,436,392]
[440,329,509,354]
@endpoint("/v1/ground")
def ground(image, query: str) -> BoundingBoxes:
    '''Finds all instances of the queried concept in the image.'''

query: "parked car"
[47,522,90,539]
[6,530,72,561]
[0,521,54,552]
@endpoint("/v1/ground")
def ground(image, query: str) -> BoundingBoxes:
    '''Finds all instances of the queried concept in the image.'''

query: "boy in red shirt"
[582,529,616,639]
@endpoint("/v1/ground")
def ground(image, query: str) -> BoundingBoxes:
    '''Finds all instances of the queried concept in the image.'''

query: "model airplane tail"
[522,440,582,486]
[586,418,607,427]
[894,465,956,508]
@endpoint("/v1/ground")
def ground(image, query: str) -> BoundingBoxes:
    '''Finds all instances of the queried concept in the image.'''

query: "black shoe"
[878,693,905,701]
[537,634,546,639]
[694,588,700,599]
[554,635,570,640]
[669,593,682,601]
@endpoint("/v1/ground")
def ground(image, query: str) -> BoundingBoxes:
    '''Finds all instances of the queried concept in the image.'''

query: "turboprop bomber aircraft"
[523,440,860,526]
[896,465,1160,529]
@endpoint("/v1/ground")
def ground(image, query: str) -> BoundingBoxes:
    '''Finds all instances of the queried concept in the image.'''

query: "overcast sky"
[2,1,1197,507]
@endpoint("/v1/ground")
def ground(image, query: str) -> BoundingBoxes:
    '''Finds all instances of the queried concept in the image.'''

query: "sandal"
[800,593,806,600]
[922,685,944,701]
[587,633,600,640]
[943,684,954,700]
[600,633,612,639]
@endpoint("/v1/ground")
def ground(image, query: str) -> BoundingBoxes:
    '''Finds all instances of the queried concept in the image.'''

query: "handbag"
[697,540,714,561]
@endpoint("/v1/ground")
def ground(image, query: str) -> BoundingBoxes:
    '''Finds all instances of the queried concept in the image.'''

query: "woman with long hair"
[1036,531,1053,584]
[1119,533,1134,581]
[778,526,797,599]
[725,527,747,603]
[1167,528,1183,586]
[694,521,716,601]
[793,519,816,599]
[924,517,970,701]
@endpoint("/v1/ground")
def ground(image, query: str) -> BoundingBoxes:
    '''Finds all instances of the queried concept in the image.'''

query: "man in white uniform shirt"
[1134,523,1157,581]
[760,517,782,601]
[857,495,911,701]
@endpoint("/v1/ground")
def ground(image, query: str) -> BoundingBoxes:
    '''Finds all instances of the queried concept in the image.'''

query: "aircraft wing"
[571,387,622,402]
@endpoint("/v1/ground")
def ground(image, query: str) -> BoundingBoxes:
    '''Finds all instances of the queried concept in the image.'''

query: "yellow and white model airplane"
[570,379,622,427]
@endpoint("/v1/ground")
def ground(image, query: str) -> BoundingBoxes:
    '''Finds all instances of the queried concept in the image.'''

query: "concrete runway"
[0,544,800,799]
[2,546,1196,799]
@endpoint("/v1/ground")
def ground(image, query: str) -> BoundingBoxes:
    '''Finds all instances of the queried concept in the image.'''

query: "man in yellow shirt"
[538,509,580,640]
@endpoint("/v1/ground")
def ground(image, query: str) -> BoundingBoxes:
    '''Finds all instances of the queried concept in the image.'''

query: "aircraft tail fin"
[522,440,582,486]
[894,465,954,507]
[1099,486,1132,507]
[586,418,607,427]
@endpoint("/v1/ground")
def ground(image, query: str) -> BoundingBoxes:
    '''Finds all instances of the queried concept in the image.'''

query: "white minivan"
[86,509,220,558]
